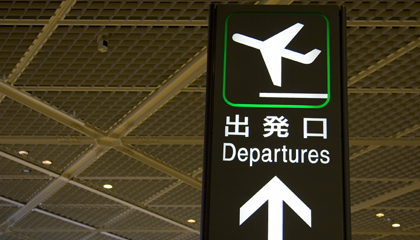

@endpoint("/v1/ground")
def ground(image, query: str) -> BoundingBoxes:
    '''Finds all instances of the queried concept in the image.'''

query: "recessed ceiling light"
[392,223,400,228]
[187,219,196,223]
[19,150,29,155]
[22,169,31,173]
[376,213,385,218]
[103,184,113,189]
[42,160,52,165]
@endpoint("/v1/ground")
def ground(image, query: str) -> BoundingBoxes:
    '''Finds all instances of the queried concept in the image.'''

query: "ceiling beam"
[349,137,420,146]
[69,180,200,234]
[0,81,200,189]
[114,145,202,190]
[352,231,420,236]
[259,0,294,4]
[108,50,207,139]
[348,36,420,86]
[0,81,105,139]
[0,150,199,234]
[351,178,417,183]
[9,228,190,233]
[5,136,420,147]
[16,86,206,93]
[347,20,420,27]
[1,0,77,102]
[351,181,420,213]
[0,196,128,240]
[350,124,420,160]
[348,88,420,94]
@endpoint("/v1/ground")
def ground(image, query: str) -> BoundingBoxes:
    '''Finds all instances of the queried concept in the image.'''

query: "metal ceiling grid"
[0,1,61,20]
[350,146,420,179]
[129,92,205,136]
[188,74,206,88]
[346,26,420,78]
[351,209,414,233]
[0,98,80,136]
[107,210,187,230]
[80,178,178,204]
[350,181,411,206]
[150,183,201,206]
[66,1,252,21]
[351,47,420,89]
[151,206,201,225]
[29,91,151,130]
[38,204,129,229]
[15,25,208,88]
[374,189,420,208]
[77,148,171,177]
[0,26,43,77]
[347,93,420,137]
[1,144,92,173]
[0,156,47,177]
[0,177,51,204]
[294,0,420,21]
[139,145,203,174]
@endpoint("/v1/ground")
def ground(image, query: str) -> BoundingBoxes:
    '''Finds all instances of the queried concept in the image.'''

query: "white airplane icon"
[232,23,321,87]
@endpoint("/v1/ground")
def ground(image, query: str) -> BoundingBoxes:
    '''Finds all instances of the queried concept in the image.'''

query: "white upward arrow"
[239,176,312,240]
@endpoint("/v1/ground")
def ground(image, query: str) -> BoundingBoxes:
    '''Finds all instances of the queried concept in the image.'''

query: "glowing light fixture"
[376,213,385,218]
[42,160,52,165]
[392,223,400,228]
[103,184,113,189]
[187,219,196,223]
[19,150,29,155]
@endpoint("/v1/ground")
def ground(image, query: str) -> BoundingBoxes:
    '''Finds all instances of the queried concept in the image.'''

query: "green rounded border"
[222,12,331,109]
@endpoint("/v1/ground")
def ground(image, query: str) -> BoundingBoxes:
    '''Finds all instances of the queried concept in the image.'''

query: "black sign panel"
[202,4,349,240]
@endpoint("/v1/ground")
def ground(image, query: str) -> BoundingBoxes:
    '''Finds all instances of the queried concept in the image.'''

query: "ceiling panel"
[29,91,150,131]
[0,1,61,20]
[15,25,208,87]
[348,93,420,137]
[1,144,92,173]
[77,148,171,178]
[129,92,205,136]
[0,97,81,136]
[138,145,203,174]
[350,146,420,179]
[0,25,43,78]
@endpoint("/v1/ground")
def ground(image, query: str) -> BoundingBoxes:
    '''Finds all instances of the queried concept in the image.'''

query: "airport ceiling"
[0,0,420,239]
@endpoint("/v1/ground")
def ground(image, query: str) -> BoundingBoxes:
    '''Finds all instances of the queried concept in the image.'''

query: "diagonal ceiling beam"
[351,181,420,213]
[0,150,199,234]
[0,81,105,139]
[0,145,108,229]
[16,86,206,92]
[350,124,420,160]
[0,196,127,240]
[108,50,207,139]
[114,145,201,190]
[1,0,77,102]
[348,36,420,86]
[348,88,420,94]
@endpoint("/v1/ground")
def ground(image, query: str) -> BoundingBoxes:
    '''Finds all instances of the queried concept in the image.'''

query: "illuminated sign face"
[223,12,330,108]
[202,5,349,240]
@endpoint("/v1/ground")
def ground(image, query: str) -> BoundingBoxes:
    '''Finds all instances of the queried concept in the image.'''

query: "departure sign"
[201,4,350,240]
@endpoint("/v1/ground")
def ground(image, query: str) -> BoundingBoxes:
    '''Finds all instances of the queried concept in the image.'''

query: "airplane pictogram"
[232,23,321,87]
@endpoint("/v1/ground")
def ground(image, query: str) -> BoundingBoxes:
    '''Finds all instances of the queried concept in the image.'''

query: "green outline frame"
[223,12,331,108]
